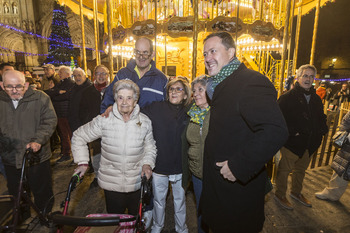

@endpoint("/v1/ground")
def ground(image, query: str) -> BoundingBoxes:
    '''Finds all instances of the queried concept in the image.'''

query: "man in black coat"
[275,64,328,210]
[68,68,92,133]
[200,32,288,233]
[45,66,75,163]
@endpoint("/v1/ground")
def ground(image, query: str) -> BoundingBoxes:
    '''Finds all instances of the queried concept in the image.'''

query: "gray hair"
[296,64,317,78]
[113,80,140,102]
[191,75,209,90]
[73,67,86,76]
[58,65,72,76]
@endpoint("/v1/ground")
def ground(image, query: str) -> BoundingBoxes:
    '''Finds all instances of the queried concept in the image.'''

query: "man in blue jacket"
[101,37,168,113]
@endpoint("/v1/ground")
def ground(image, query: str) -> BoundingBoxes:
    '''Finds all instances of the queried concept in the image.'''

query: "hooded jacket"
[101,59,167,112]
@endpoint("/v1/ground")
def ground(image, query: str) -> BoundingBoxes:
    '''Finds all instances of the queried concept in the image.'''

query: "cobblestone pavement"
[1,153,349,233]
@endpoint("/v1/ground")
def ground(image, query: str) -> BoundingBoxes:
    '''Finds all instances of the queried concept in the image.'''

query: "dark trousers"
[57,117,72,156]
[104,189,141,215]
[4,160,54,213]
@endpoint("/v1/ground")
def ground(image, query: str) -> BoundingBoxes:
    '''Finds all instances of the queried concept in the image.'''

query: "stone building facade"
[0,0,99,70]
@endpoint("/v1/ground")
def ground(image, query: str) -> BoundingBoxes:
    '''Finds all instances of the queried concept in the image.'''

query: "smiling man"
[275,64,328,210]
[200,32,288,233]
[101,37,168,113]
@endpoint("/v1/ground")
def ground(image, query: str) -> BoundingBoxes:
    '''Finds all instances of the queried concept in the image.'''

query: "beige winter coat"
[72,104,157,192]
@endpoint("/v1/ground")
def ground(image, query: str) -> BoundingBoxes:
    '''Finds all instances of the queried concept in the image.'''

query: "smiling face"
[73,70,87,86]
[168,81,187,105]
[134,38,154,71]
[193,83,208,109]
[1,71,28,100]
[116,89,137,116]
[203,36,235,76]
[297,68,315,91]
[94,67,109,84]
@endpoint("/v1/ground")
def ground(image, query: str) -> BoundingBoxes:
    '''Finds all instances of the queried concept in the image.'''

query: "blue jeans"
[192,175,208,233]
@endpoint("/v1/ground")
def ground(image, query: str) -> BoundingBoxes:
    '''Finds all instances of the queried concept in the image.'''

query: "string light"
[0,22,104,53]
[316,78,350,82]
[0,45,48,56]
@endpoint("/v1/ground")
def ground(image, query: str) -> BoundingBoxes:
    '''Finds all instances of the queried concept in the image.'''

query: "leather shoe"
[274,194,293,210]
[290,192,312,207]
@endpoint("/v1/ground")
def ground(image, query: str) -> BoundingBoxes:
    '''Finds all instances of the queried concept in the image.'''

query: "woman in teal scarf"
[185,75,210,233]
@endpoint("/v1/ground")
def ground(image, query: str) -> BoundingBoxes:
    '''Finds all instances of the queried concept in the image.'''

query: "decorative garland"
[0,22,104,53]
[0,45,48,56]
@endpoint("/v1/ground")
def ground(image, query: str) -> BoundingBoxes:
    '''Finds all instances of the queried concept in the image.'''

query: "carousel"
[57,0,335,95]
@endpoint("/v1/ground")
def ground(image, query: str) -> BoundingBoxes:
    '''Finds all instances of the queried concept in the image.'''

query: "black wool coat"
[278,83,328,157]
[67,79,92,133]
[201,63,288,233]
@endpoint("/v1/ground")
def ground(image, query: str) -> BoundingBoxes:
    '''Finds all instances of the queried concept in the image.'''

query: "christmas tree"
[44,1,76,66]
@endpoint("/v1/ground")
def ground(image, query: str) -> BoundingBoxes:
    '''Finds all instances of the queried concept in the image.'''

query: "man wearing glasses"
[0,70,57,215]
[101,37,168,113]
[275,64,328,210]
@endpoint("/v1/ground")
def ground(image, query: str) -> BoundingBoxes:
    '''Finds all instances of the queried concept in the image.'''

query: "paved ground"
[1,152,350,233]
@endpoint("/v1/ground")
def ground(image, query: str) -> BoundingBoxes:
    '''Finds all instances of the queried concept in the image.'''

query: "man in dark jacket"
[46,66,75,163]
[275,64,328,210]
[101,37,168,113]
[0,70,57,214]
[200,32,288,233]
[68,68,92,133]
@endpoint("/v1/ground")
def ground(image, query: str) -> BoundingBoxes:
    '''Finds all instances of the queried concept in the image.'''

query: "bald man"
[0,70,57,214]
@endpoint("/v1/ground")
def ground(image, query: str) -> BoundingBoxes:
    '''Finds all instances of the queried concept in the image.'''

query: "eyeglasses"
[95,72,108,76]
[302,74,315,79]
[134,50,151,58]
[169,87,184,93]
[4,85,25,91]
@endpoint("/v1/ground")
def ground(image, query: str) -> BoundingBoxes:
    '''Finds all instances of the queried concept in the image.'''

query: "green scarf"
[207,57,241,99]
[212,57,241,89]
[187,103,210,126]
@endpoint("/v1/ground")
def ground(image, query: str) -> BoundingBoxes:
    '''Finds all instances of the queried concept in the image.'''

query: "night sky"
[295,0,350,77]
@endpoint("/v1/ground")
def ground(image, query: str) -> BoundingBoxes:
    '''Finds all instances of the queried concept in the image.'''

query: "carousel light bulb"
[130,36,133,41]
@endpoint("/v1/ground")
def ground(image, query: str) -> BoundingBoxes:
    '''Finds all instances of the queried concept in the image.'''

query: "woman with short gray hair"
[72,79,157,215]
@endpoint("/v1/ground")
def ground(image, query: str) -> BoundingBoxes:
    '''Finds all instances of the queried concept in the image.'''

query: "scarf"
[94,81,108,92]
[187,103,210,126]
[207,57,241,99]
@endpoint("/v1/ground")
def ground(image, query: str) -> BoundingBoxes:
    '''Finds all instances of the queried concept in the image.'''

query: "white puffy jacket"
[72,104,157,192]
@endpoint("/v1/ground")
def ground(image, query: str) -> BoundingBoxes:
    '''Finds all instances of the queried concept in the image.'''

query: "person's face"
[168,82,187,105]
[58,69,70,80]
[1,73,28,100]
[203,36,235,76]
[24,71,31,77]
[116,89,137,116]
[44,68,55,77]
[193,83,208,109]
[342,84,348,90]
[94,67,109,85]
[0,65,14,75]
[73,70,87,85]
[134,39,154,70]
[297,68,315,91]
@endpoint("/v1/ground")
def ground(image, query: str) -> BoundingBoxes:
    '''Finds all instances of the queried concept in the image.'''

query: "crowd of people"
[0,32,349,233]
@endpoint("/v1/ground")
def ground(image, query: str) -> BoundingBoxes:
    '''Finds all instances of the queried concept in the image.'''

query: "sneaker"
[315,190,338,201]
[290,192,312,207]
[56,155,71,163]
[142,210,152,230]
[274,194,293,210]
